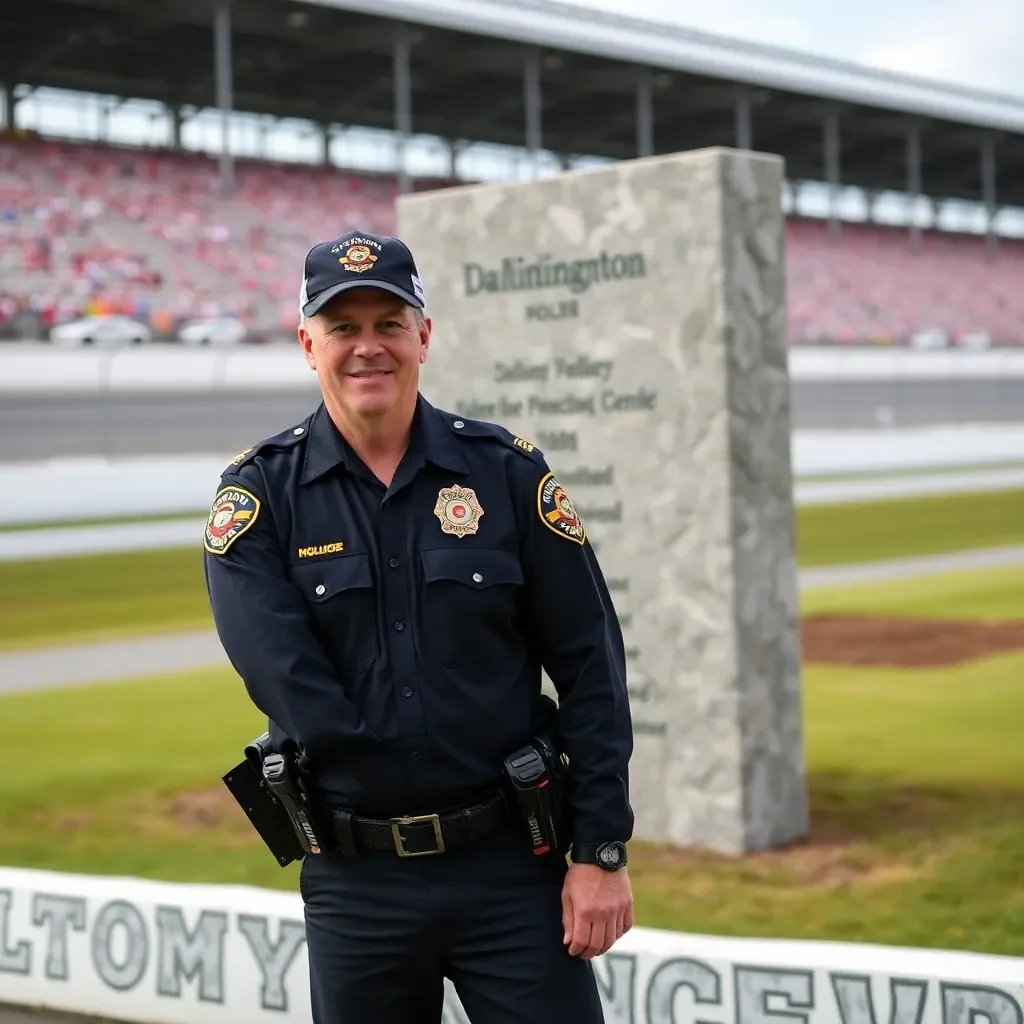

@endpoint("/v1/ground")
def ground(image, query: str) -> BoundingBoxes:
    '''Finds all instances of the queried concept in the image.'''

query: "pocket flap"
[292,553,373,602]
[421,547,523,588]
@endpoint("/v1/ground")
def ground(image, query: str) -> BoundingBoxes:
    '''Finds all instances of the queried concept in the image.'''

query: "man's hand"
[561,862,634,959]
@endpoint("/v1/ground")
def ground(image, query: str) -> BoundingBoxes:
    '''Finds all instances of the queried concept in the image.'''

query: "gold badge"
[338,245,378,274]
[537,472,585,545]
[513,437,534,453]
[433,485,484,538]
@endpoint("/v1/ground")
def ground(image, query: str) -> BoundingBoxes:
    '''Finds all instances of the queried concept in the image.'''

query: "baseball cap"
[299,230,426,318]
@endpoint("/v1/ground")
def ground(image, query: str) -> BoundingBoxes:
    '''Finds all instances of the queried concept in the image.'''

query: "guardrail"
[0,866,1021,1024]
[3,345,1024,394]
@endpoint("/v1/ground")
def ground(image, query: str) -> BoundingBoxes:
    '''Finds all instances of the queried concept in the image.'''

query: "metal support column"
[636,68,653,158]
[734,87,752,151]
[393,24,412,195]
[906,120,922,252]
[823,106,841,240]
[524,47,542,177]
[981,134,998,260]
[2,82,16,132]
[213,1,234,198]
[168,104,183,149]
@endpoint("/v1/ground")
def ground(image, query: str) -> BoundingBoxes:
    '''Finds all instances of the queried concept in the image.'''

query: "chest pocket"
[291,554,378,676]
[420,547,525,675]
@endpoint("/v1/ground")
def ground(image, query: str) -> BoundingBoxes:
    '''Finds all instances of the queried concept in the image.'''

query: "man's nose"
[351,331,385,355]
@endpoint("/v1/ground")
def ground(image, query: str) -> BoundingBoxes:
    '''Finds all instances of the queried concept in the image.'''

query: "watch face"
[597,842,625,869]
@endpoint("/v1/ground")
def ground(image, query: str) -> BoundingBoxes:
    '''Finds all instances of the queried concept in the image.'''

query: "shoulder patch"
[537,471,586,545]
[221,420,310,474]
[443,412,543,460]
[204,485,261,555]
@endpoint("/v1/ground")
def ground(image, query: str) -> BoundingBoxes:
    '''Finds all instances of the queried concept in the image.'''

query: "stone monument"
[396,147,807,855]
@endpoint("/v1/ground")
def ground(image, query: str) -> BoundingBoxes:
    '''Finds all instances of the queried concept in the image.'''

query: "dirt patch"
[802,615,1024,667]
[165,786,247,830]
[633,781,1024,891]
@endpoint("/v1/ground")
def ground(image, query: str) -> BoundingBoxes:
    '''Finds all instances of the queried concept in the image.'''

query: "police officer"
[203,230,635,1024]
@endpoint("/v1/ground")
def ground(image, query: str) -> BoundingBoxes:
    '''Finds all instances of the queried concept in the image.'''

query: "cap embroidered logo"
[338,244,378,274]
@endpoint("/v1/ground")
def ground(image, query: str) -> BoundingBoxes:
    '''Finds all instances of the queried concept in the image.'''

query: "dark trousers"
[300,823,606,1024]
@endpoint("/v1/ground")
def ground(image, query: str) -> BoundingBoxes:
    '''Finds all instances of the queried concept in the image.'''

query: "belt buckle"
[390,813,446,857]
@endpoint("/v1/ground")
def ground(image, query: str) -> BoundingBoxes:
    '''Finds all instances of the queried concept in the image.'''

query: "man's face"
[298,289,430,420]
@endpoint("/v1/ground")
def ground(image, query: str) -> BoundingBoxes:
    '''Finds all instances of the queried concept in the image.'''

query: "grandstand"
[0,0,1022,345]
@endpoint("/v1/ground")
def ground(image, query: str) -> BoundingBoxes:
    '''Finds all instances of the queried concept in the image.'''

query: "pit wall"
[0,867,1021,1024]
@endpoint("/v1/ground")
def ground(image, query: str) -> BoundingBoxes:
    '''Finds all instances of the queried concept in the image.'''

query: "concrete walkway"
[0,630,226,696]
[798,543,1024,589]
[1,545,1022,697]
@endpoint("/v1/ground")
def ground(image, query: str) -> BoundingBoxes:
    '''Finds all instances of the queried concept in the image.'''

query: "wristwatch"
[571,840,628,871]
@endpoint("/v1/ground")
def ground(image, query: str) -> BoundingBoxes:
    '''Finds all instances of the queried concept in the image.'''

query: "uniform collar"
[300,395,466,486]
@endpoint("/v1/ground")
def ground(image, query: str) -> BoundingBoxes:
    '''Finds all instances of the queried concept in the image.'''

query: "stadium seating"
[786,217,1024,346]
[1,137,1022,345]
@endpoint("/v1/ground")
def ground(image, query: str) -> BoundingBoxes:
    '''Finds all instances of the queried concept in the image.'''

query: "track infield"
[2,562,1023,956]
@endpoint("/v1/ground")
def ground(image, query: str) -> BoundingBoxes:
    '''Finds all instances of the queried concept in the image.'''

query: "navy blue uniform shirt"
[203,394,634,848]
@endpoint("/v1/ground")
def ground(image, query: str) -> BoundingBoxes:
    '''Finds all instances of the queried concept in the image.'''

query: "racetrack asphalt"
[1,544,1022,698]
[4,379,1024,462]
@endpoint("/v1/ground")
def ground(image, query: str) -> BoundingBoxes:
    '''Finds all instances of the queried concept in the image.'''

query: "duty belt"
[323,790,511,858]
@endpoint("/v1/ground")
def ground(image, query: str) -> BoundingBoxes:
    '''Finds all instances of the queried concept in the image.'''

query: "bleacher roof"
[2,0,1022,207]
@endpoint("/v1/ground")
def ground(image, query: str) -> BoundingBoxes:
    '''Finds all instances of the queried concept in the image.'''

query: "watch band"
[572,841,627,870]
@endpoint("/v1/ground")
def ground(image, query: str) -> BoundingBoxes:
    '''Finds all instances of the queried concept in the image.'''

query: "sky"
[560,0,1024,97]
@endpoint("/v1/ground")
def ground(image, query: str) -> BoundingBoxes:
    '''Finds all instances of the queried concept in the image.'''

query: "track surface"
[2,380,1024,461]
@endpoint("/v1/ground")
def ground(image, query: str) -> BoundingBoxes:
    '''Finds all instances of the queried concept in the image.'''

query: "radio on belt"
[502,736,564,856]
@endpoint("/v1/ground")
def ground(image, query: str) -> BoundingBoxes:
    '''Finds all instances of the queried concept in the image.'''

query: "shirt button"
[472,572,483,583]
[412,750,422,759]
[315,584,326,595]
[402,686,414,698]
[389,557,399,569]
[394,621,405,632]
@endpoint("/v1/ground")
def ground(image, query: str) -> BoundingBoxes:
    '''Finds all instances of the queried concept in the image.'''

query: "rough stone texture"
[397,147,807,854]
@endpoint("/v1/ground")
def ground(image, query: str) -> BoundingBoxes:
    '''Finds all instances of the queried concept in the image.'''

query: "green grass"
[1,487,1022,651]
[2,647,1023,955]
[796,487,1024,566]
[0,547,214,651]
[631,650,1024,955]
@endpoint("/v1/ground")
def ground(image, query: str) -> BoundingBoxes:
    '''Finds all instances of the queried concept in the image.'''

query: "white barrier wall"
[4,345,1024,394]
[1,867,1022,1024]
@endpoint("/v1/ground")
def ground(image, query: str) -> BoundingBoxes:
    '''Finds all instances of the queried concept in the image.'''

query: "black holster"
[221,732,320,868]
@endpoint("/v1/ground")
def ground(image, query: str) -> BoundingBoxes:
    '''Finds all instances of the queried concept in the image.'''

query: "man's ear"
[298,318,316,370]
[418,316,431,365]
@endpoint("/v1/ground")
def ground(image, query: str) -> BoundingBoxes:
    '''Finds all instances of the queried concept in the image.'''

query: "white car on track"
[177,317,247,346]
[50,315,153,348]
